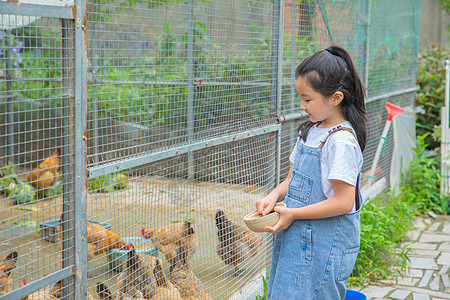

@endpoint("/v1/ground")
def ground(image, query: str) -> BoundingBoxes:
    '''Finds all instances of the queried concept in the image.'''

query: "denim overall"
[267,127,363,300]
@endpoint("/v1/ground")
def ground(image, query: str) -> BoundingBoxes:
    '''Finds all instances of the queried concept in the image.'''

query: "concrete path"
[356,214,450,300]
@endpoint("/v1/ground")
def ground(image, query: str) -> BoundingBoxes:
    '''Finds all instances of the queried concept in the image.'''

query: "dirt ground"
[0,175,272,299]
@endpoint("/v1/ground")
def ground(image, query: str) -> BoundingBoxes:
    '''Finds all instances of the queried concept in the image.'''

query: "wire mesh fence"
[0,0,420,299]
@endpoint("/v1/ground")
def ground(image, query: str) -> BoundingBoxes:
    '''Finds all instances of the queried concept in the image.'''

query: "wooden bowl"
[243,203,286,233]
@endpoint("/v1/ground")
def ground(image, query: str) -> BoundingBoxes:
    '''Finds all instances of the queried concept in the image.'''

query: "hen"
[116,245,160,300]
[0,251,18,296]
[86,220,129,261]
[141,221,195,266]
[58,219,129,261]
[215,209,264,275]
[169,246,211,300]
[26,149,61,196]
[152,257,182,300]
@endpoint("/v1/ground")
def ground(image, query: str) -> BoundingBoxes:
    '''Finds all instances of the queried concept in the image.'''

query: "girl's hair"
[296,45,367,151]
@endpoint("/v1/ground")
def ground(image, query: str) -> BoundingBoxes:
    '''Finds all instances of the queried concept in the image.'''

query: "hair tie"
[324,47,333,54]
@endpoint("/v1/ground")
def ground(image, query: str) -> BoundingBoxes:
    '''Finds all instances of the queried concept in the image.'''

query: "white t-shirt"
[289,121,363,201]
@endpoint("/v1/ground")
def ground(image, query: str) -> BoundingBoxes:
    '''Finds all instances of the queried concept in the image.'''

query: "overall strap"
[319,125,362,211]
[318,125,356,149]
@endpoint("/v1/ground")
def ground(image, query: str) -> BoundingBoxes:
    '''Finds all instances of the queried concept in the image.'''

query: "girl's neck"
[317,116,347,129]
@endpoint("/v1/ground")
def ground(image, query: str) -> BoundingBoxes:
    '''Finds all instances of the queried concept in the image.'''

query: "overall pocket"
[286,169,312,206]
[281,222,313,267]
[337,247,360,282]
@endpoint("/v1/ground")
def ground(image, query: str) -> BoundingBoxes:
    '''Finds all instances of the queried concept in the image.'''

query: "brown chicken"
[141,221,195,266]
[0,251,18,296]
[26,148,61,195]
[86,221,129,261]
[169,246,211,300]
[215,209,264,275]
[58,219,129,261]
[152,258,182,300]
[20,279,94,300]
[116,245,160,300]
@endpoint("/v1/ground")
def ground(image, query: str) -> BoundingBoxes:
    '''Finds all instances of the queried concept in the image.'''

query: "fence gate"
[0,0,88,299]
[0,0,420,299]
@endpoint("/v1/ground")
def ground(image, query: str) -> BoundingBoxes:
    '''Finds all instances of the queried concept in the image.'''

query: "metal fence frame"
[0,0,419,299]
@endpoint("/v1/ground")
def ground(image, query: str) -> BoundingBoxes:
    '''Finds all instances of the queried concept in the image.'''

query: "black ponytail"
[295,45,367,151]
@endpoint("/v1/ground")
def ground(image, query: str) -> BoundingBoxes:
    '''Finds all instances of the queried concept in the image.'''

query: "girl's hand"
[265,205,294,234]
[255,196,277,216]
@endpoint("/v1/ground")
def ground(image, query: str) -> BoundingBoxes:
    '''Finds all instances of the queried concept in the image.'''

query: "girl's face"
[295,76,343,127]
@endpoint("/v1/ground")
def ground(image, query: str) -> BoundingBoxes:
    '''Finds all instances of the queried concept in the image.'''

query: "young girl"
[256,45,366,299]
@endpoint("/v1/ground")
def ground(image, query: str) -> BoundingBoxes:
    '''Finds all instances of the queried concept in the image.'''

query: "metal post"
[290,0,297,155]
[441,60,450,194]
[363,0,371,92]
[411,0,421,106]
[91,22,100,164]
[277,1,284,184]
[62,1,90,298]
[267,0,283,277]
[271,0,283,188]
[5,31,15,161]
[61,18,76,299]
[187,0,195,180]
[74,1,88,297]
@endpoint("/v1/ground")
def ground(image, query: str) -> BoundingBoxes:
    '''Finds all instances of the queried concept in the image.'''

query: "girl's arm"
[256,165,293,216]
[265,179,356,234]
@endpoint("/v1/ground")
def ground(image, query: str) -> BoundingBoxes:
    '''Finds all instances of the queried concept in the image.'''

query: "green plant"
[172,209,195,224]
[44,179,63,198]
[0,162,37,204]
[88,171,129,193]
[255,275,268,300]
[0,174,20,197]
[0,31,23,67]
[3,16,274,134]
[415,45,450,149]
[350,190,413,285]
[13,220,37,227]
[441,0,450,13]
[350,134,448,286]
[9,183,37,205]
[402,134,448,214]
[0,161,18,177]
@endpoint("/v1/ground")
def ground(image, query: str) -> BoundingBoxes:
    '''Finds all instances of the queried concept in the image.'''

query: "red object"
[141,227,149,239]
[385,102,405,121]
[119,242,132,251]
[21,278,28,300]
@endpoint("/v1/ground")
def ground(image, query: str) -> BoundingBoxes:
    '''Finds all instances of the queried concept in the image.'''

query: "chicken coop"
[0,0,420,299]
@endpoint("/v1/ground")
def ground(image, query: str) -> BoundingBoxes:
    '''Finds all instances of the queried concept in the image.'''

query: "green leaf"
[13,221,37,227]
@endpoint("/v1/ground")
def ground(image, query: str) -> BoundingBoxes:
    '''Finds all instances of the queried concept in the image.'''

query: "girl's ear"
[331,91,344,107]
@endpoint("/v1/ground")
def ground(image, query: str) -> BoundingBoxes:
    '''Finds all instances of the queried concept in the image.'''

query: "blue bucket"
[345,289,367,300]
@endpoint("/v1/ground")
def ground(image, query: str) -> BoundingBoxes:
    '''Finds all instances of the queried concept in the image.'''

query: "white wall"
[420,0,450,49]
